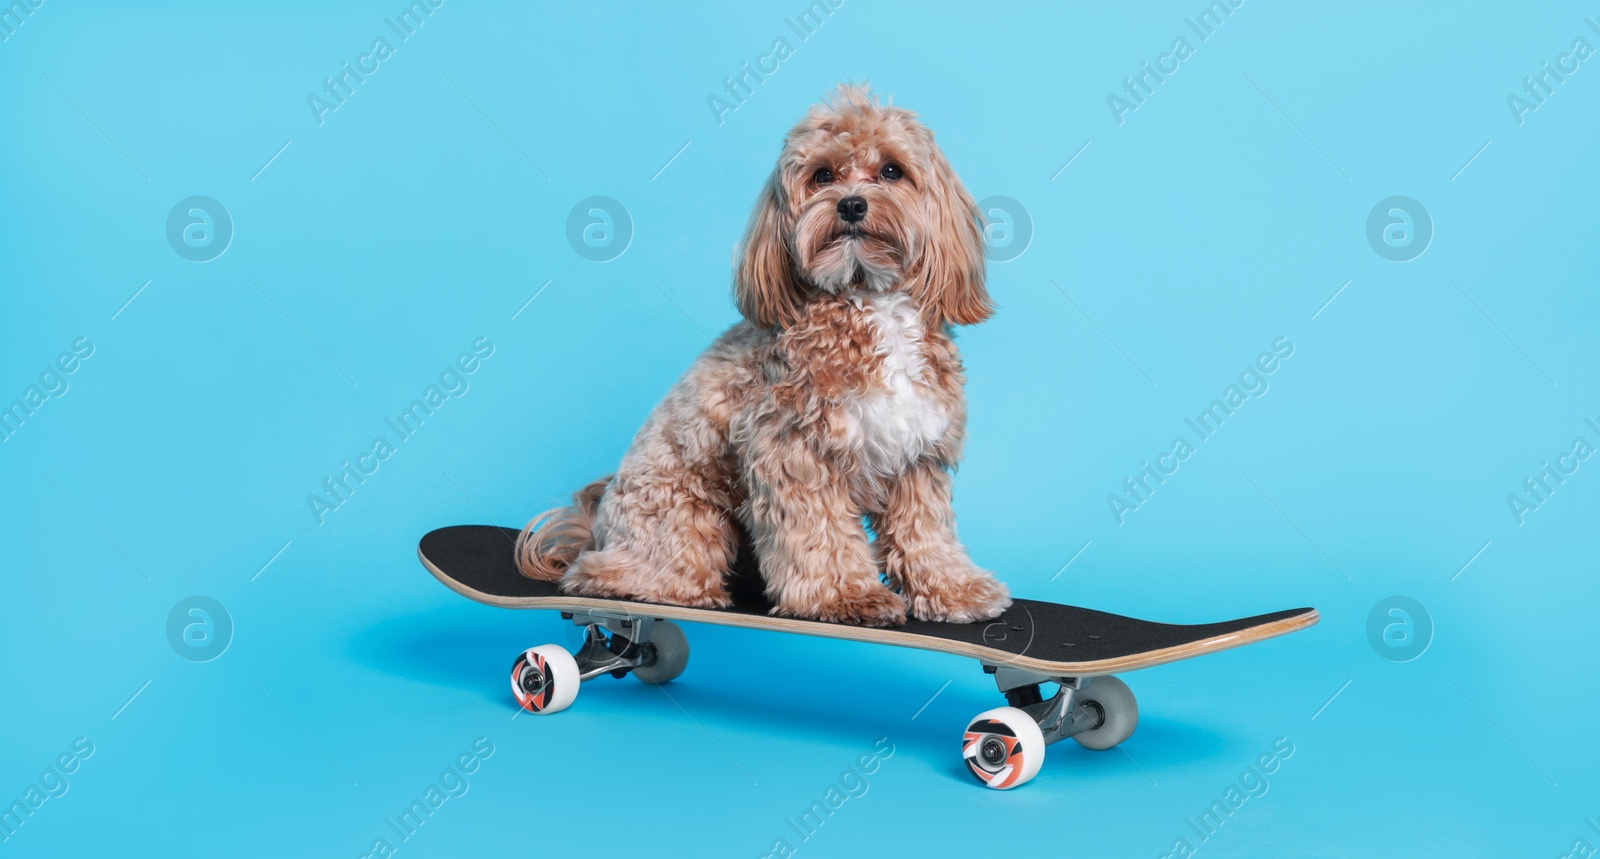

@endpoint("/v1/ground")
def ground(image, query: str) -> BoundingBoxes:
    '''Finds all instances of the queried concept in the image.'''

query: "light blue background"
[4,1,1598,856]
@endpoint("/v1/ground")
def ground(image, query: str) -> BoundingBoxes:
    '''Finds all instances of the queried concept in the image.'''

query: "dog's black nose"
[837,196,868,223]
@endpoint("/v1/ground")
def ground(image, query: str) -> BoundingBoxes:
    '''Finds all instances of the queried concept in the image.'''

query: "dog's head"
[735,85,991,330]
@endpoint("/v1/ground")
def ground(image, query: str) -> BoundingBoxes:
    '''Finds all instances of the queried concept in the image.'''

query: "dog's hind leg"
[561,475,738,609]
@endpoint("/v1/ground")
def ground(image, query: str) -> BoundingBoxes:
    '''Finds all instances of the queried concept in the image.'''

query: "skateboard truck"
[566,611,665,680]
[960,663,1140,789]
[509,610,693,718]
[986,665,1118,747]
[511,612,691,714]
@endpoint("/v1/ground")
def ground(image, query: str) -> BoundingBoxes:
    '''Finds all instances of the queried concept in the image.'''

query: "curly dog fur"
[516,85,1010,627]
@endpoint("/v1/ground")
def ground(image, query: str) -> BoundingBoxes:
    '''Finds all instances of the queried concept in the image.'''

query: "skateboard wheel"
[1072,675,1138,751]
[511,644,580,715]
[632,620,689,685]
[962,706,1045,790]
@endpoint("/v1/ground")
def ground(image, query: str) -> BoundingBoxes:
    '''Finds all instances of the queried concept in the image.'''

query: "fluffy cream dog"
[516,85,1009,627]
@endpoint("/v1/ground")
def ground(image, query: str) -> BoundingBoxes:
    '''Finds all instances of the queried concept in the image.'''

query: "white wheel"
[511,644,580,714]
[962,706,1045,790]
[632,620,689,685]
[1072,675,1138,750]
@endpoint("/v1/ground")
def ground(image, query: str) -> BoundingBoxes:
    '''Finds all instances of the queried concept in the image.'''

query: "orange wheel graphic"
[510,644,580,715]
[962,706,1045,789]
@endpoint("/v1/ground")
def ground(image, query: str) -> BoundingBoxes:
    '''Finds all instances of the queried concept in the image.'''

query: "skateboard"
[419,524,1318,789]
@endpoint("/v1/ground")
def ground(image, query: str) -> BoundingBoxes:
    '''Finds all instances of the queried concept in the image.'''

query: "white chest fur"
[845,292,951,472]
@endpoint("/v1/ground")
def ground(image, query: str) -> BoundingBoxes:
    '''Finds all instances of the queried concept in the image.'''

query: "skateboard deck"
[419,525,1318,676]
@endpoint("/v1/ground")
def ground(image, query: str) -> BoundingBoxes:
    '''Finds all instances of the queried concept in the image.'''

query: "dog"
[515,85,1009,627]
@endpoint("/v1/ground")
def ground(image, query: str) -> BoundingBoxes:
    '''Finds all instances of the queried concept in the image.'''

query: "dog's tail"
[515,475,613,582]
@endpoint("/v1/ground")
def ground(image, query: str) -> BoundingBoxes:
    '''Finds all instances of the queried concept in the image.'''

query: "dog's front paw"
[909,569,1011,624]
[779,584,907,628]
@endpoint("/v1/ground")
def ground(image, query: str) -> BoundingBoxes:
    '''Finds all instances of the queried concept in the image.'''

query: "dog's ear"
[734,176,804,329]
[913,141,992,328]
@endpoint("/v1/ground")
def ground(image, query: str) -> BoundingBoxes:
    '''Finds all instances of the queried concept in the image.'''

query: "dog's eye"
[879,163,903,181]
[812,167,835,185]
